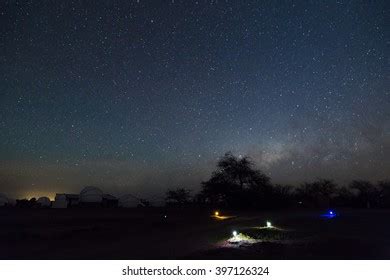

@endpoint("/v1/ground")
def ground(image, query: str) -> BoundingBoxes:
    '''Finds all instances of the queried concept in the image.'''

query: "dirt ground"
[0,207,389,259]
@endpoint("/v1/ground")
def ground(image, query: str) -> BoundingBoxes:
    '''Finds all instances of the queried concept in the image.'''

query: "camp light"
[215,211,219,216]
[327,210,336,216]
[321,209,337,218]
[266,221,272,228]
[232,230,238,237]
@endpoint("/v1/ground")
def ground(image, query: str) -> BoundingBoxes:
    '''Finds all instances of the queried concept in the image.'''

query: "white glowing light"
[232,230,238,237]
[266,221,272,228]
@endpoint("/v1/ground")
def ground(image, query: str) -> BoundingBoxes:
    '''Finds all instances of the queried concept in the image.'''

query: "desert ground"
[0,207,389,259]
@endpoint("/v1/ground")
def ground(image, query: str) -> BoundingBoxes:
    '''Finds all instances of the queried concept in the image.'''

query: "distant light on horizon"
[22,193,55,201]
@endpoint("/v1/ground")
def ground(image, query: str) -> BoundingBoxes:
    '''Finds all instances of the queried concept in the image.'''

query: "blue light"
[321,210,337,219]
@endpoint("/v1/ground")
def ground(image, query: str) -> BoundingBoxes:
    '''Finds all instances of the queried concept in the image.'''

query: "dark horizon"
[1,154,388,202]
[1,1,388,199]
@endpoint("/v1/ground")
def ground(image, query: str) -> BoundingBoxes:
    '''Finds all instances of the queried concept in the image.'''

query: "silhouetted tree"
[200,152,271,208]
[378,181,390,208]
[295,179,337,208]
[271,184,295,208]
[139,199,150,207]
[16,198,38,208]
[165,188,191,206]
[195,152,390,209]
[334,186,356,207]
[349,180,380,208]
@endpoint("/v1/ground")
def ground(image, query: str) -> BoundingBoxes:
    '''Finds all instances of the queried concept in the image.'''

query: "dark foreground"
[0,208,389,259]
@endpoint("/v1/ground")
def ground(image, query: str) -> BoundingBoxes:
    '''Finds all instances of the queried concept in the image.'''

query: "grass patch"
[240,227,302,241]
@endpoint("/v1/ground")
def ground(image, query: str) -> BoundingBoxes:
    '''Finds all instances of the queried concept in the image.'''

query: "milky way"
[0,1,388,200]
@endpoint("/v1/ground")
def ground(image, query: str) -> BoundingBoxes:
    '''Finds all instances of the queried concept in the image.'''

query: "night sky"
[0,1,388,201]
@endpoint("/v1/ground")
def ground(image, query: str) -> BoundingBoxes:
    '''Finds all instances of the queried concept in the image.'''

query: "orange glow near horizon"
[22,192,55,201]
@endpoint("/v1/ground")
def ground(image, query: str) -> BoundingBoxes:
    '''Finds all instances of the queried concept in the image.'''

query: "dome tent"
[0,193,9,207]
[79,186,103,204]
[118,194,143,208]
[52,194,68,208]
[102,194,119,208]
[52,193,79,208]
[37,197,51,207]
[7,198,16,206]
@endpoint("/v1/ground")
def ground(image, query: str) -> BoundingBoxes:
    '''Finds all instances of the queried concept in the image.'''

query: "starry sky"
[0,0,388,200]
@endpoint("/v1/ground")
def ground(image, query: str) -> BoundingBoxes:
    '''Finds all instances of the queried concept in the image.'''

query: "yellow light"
[215,211,219,216]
